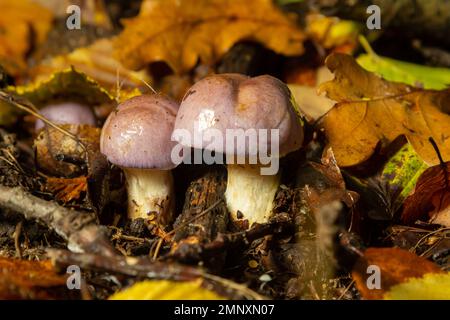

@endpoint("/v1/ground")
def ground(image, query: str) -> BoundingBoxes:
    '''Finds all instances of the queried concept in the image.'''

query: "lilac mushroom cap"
[100,94,179,223]
[100,94,179,170]
[35,102,96,131]
[173,73,303,157]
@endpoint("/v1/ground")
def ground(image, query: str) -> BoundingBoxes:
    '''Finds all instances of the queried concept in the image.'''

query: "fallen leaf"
[384,272,450,300]
[46,176,88,202]
[29,38,152,94]
[114,0,305,73]
[0,257,69,299]
[402,162,450,226]
[34,124,102,178]
[357,53,450,90]
[319,53,450,167]
[306,14,360,52]
[109,279,226,300]
[0,68,117,126]
[380,143,428,212]
[352,247,443,300]
[0,0,53,76]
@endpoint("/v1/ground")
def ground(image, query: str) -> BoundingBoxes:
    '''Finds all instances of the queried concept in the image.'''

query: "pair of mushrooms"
[37,74,304,229]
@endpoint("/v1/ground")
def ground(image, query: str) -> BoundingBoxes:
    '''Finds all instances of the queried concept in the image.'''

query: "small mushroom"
[173,73,303,227]
[100,94,179,225]
[35,102,96,131]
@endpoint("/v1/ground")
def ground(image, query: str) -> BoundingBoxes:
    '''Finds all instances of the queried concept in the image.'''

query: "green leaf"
[357,36,450,90]
[384,273,450,300]
[109,279,226,300]
[381,144,429,212]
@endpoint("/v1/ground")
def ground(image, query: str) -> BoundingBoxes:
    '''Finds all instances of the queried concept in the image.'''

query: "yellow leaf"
[319,53,450,167]
[384,273,450,300]
[114,0,305,73]
[29,38,152,94]
[0,68,118,126]
[109,279,226,300]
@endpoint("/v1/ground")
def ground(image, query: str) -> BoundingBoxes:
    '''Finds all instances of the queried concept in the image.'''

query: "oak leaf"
[319,53,450,167]
[113,0,305,73]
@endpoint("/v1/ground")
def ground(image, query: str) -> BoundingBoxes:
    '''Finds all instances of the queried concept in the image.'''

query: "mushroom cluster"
[99,74,303,230]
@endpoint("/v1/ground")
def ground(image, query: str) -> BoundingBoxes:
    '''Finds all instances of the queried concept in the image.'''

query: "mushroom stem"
[225,164,280,226]
[122,168,174,224]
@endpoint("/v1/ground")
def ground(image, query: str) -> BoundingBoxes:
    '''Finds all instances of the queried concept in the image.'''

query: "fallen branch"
[47,248,266,300]
[0,185,115,256]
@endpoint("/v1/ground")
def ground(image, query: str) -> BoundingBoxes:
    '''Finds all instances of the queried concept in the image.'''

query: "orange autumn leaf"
[352,247,443,300]
[46,176,88,202]
[0,0,53,76]
[318,53,450,167]
[0,257,67,299]
[114,0,305,73]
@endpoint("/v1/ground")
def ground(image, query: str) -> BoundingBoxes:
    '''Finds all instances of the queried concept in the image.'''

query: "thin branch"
[0,184,116,256]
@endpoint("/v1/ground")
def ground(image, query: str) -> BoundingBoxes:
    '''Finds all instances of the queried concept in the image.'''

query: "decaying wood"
[203,212,292,253]
[0,184,115,256]
[170,166,229,264]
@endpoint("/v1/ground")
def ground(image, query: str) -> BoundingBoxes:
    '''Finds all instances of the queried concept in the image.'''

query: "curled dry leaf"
[402,162,450,226]
[352,247,444,300]
[114,0,305,73]
[34,124,102,178]
[319,53,450,167]
[0,257,69,299]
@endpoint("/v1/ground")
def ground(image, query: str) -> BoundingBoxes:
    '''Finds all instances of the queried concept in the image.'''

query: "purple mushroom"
[100,94,179,225]
[173,74,304,227]
[35,102,96,131]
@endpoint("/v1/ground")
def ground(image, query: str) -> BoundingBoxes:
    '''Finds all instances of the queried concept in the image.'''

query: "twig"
[0,184,116,256]
[14,221,23,258]
[47,248,266,300]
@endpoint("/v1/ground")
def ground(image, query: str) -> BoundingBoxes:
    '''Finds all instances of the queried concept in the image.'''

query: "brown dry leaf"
[0,257,68,299]
[46,176,88,202]
[319,53,450,167]
[29,38,152,93]
[0,0,53,76]
[352,247,443,300]
[114,0,305,73]
[34,124,102,177]
[402,162,450,226]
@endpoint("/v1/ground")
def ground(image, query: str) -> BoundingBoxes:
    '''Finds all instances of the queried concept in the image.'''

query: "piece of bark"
[0,185,115,256]
[170,166,229,264]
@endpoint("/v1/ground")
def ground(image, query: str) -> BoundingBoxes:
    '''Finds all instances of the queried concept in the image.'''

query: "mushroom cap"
[173,74,303,157]
[35,102,96,131]
[100,94,179,170]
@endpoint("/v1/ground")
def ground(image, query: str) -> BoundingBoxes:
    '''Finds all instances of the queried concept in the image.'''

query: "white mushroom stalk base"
[225,164,280,227]
[123,168,174,225]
